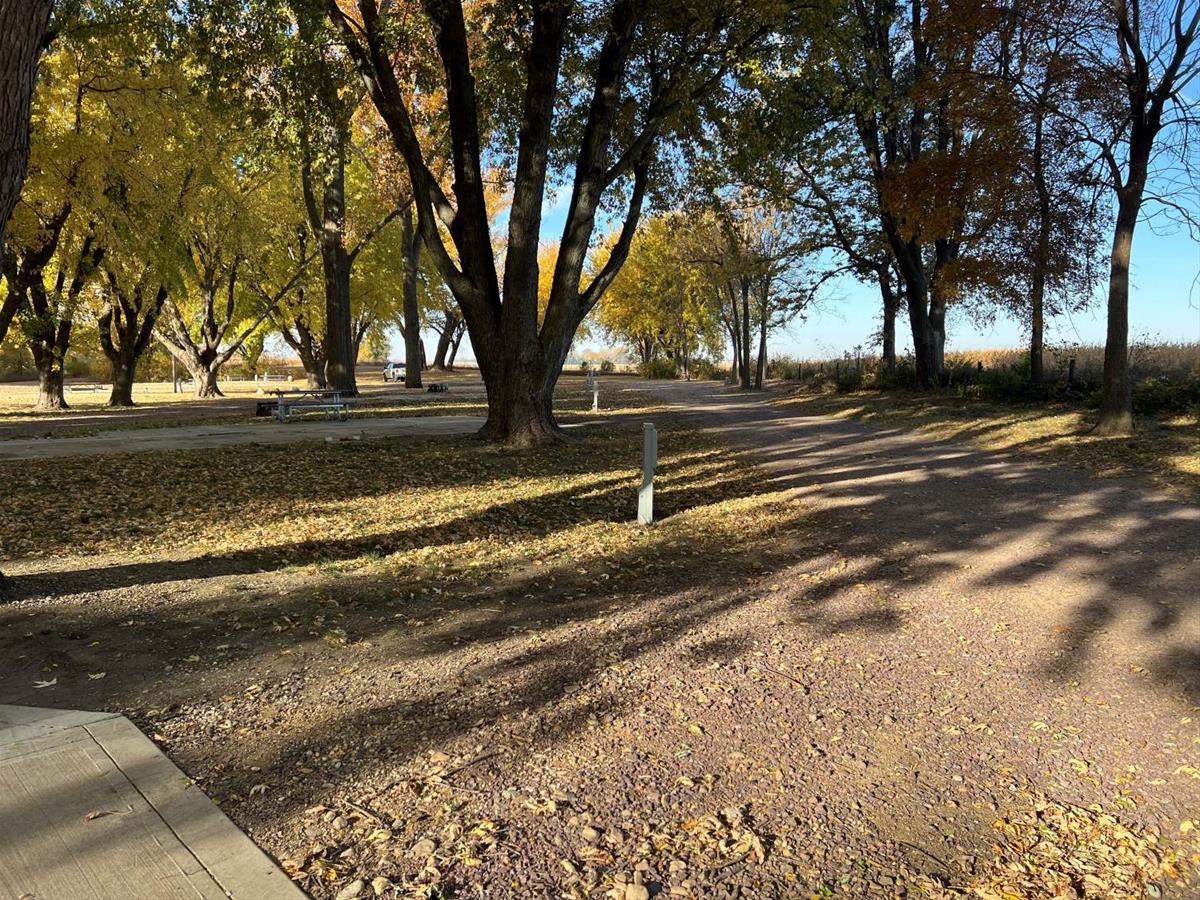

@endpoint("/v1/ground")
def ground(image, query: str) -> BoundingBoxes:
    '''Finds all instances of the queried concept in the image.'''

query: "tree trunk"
[880,268,896,372]
[447,330,463,368]
[739,280,752,390]
[321,177,356,395]
[1030,269,1045,385]
[0,0,52,257]
[1029,109,1051,386]
[928,292,946,383]
[304,360,327,389]
[30,317,71,410]
[193,366,223,399]
[1095,194,1139,435]
[477,352,559,446]
[34,358,67,409]
[304,139,356,395]
[401,208,423,389]
[432,322,454,370]
[754,287,768,390]
[109,355,136,406]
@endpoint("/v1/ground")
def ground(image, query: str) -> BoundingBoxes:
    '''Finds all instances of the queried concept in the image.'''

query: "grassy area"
[0,374,662,439]
[774,387,1200,498]
[0,418,797,566]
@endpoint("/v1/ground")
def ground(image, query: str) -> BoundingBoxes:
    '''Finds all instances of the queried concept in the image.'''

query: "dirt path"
[2,382,1197,898]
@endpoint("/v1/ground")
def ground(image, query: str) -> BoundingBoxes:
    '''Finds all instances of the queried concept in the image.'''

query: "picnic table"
[263,388,353,422]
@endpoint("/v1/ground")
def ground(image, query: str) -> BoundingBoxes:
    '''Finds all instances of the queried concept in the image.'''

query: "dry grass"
[774,388,1200,498]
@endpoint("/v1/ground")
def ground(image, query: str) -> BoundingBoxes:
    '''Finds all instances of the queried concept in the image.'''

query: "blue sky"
[406,193,1200,364]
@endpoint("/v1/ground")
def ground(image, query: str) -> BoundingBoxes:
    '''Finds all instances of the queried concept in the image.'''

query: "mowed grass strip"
[775,388,1200,497]
[0,422,805,582]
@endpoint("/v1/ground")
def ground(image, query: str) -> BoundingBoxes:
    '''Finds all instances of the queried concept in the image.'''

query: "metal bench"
[269,389,352,422]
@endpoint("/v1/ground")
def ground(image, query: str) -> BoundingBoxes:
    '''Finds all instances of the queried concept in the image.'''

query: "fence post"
[592,380,600,412]
[638,422,657,525]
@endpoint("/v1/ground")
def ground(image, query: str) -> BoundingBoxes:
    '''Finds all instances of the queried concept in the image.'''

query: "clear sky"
[405,192,1200,365]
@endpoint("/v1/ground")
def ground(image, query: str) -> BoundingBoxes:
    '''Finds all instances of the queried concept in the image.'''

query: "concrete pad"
[0,704,304,899]
[0,415,486,460]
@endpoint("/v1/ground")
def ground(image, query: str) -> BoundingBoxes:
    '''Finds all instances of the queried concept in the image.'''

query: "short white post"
[638,422,657,525]
[592,379,600,412]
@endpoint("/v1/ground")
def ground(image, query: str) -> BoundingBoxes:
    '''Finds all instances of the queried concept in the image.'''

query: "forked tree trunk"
[447,329,463,368]
[100,280,167,407]
[432,324,453,370]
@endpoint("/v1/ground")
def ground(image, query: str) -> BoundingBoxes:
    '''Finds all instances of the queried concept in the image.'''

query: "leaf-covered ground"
[3,393,1199,899]
[772,388,1200,499]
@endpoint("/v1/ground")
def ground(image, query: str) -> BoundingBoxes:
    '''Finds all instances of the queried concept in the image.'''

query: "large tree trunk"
[1095,194,1140,435]
[0,0,52,260]
[0,2,53,638]
[303,140,356,395]
[30,317,71,410]
[321,168,355,394]
[401,208,423,389]
[477,351,559,446]
[33,355,67,409]
[193,365,223,399]
[109,354,136,406]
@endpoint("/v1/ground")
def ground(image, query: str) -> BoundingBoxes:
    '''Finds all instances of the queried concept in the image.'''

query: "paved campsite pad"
[0,705,303,899]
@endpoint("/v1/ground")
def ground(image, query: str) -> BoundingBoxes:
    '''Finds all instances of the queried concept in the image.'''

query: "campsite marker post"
[639,422,657,525]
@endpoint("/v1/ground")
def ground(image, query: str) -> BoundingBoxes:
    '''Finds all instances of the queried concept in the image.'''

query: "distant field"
[771,341,1200,383]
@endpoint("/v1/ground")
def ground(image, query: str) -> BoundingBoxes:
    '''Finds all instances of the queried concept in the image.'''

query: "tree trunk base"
[477,406,565,447]
[1091,411,1134,437]
[0,568,9,601]
[35,391,68,411]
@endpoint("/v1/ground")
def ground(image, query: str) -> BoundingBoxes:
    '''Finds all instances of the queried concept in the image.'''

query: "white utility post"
[638,422,657,525]
[592,379,600,412]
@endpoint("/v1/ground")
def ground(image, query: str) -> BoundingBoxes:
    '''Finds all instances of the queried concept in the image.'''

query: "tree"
[328,0,786,444]
[0,0,54,343]
[155,155,313,396]
[98,273,169,405]
[1069,0,1200,434]
[782,0,1028,387]
[598,214,727,377]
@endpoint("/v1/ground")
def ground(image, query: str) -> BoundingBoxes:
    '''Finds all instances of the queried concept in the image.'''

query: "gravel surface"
[2,382,1197,898]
